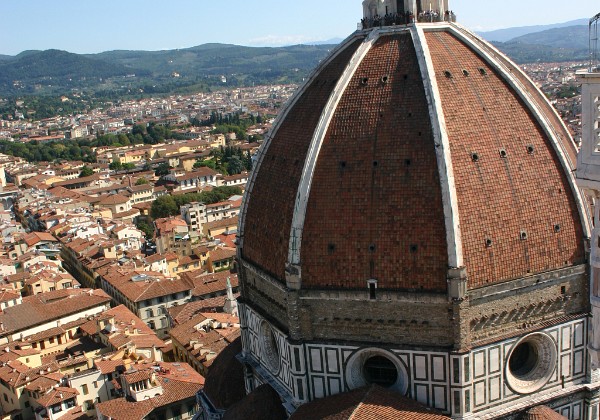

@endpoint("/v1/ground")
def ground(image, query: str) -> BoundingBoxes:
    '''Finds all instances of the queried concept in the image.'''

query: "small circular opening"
[410,245,418,253]
[369,244,376,252]
[444,70,452,78]
[381,75,389,83]
[509,342,538,379]
[527,145,535,154]
[372,161,379,168]
[500,149,508,158]
[363,356,398,388]
[462,69,470,77]
[505,333,557,395]
[520,231,528,241]
[260,322,280,373]
[479,68,487,75]
[471,152,479,162]
[554,224,561,233]
[485,239,493,247]
[340,161,347,169]
[405,159,412,166]
[361,77,369,85]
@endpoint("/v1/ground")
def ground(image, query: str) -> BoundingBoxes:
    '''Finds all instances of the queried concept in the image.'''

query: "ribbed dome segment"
[425,31,585,288]
[301,33,448,291]
[240,25,587,292]
[242,37,365,280]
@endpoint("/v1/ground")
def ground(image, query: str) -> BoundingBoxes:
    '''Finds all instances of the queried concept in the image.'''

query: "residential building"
[154,217,194,257]
[95,361,204,420]
[97,268,192,338]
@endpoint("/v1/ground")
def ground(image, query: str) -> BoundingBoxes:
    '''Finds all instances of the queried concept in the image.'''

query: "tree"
[109,160,122,171]
[194,159,217,170]
[150,196,179,219]
[79,166,94,177]
[227,156,244,175]
[122,163,136,170]
[136,221,155,239]
[118,134,131,146]
[155,162,170,177]
[135,177,149,185]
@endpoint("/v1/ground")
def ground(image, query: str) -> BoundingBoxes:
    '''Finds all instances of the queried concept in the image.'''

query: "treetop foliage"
[150,186,242,219]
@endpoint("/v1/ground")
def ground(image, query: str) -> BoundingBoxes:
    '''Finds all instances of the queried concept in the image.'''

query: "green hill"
[493,25,589,63]
[0,49,138,95]
[92,43,333,79]
[0,44,335,97]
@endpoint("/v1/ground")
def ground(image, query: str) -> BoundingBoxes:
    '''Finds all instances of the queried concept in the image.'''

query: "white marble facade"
[240,303,595,419]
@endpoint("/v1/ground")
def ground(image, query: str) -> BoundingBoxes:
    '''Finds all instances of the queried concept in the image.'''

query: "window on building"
[93,381,98,388]
[49,337,54,344]
[49,287,55,292]
[51,404,62,414]
[146,309,154,318]
[66,398,76,408]
[82,384,88,395]
[173,408,182,420]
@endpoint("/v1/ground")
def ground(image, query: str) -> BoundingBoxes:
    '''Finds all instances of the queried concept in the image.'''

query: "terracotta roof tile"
[290,385,450,420]
[524,406,568,420]
[425,31,584,287]
[242,37,365,280]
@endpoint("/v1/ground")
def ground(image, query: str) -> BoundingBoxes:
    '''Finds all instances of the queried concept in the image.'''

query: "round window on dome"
[345,348,408,395]
[363,355,398,388]
[260,321,281,374]
[505,333,557,394]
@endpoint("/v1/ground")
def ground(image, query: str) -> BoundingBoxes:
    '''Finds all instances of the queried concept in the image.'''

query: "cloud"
[246,34,323,47]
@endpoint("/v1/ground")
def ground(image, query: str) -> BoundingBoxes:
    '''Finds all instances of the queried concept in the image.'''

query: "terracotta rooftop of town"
[95,361,204,420]
[179,270,238,298]
[100,269,191,303]
[0,289,110,334]
[98,193,130,206]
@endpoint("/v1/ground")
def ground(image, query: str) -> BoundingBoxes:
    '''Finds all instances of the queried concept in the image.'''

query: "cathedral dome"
[239,24,588,293]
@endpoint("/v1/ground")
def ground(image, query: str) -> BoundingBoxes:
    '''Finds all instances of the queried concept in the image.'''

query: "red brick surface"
[242,38,365,280]
[426,31,585,289]
[301,33,448,291]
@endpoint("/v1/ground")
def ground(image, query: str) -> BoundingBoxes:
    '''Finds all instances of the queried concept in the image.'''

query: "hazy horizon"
[1,0,598,55]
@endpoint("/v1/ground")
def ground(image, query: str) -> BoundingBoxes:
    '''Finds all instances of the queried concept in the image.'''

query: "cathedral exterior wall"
[240,300,593,419]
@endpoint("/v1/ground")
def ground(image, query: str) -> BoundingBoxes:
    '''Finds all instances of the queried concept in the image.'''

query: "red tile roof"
[425,31,584,288]
[95,361,204,420]
[524,406,568,420]
[290,385,450,420]
[242,37,365,280]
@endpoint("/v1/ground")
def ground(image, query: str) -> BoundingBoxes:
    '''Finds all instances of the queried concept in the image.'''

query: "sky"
[1,0,599,55]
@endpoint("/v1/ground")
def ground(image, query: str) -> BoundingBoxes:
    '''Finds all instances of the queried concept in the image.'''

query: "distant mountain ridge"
[0,50,136,90]
[0,21,592,98]
[478,18,588,42]
[0,43,335,97]
[491,24,589,63]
